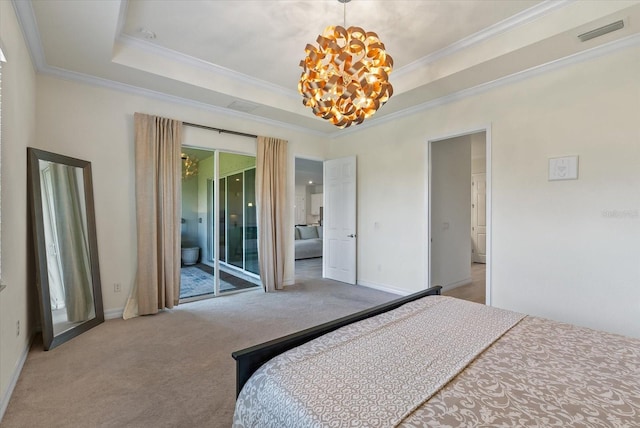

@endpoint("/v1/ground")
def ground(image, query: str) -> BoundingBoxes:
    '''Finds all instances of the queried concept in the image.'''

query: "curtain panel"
[129,113,182,316]
[256,136,288,292]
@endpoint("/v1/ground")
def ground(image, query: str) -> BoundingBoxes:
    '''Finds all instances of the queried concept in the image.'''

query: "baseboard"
[104,308,124,320]
[356,280,409,296]
[0,332,35,422]
[440,277,473,292]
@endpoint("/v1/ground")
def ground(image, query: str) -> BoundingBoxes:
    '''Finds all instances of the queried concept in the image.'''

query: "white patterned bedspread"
[402,315,640,427]
[234,296,640,427]
[233,296,525,427]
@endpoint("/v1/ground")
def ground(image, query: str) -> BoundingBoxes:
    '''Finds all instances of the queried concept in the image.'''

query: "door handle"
[347,234,356,238]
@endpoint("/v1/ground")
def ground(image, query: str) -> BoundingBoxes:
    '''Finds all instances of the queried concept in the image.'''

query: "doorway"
[180,148,261,301]
[294,158,324,283]
[429,129,490,304]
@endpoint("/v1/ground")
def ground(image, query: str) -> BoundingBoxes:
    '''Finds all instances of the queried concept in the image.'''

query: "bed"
[231,287,640,427]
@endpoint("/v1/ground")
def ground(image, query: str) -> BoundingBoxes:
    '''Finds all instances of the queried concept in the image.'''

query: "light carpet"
[1,280,397,428]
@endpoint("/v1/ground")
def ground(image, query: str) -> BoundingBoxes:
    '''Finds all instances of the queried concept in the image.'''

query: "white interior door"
[323,156,357,284]
[471,172,487,263]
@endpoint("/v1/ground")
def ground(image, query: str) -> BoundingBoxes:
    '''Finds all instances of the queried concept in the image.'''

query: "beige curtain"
[256,136,288,292]
[130,113,182,316]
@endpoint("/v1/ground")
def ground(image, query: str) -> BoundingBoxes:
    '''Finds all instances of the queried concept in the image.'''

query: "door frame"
[471,172,487,264]
[426,125,492,305]
[290,155,326,286]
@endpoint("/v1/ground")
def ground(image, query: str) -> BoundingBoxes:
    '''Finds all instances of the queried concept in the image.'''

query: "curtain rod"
[183,121,257,139]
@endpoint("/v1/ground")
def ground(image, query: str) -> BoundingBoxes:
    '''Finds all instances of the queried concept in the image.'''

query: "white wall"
[34,75,328,315]
[430,135,472,289]
[329,43,640,338]
[181,175,199,247]
[0,1,38,417]
[471,133,486,174]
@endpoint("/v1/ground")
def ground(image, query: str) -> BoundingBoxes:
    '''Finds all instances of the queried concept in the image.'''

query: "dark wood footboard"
[231,285,442,397]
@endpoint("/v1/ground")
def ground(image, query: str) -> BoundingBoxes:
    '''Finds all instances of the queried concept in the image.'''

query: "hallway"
[442,263,486,304]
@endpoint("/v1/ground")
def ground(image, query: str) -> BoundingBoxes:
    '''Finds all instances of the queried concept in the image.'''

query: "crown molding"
[394,0,574,79]
[13,0,637,140]
[332,32,640,138]
[116,0,573,99]
[116,34,300,101]
[21,20,640,141]
[11,0,327,137]
[113,0,295,100]
[39,63,328,137]
[11,0,45,70]
[115,0,129,37]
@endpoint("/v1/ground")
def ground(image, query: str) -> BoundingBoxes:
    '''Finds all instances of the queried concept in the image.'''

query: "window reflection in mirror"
[39,160,96,335]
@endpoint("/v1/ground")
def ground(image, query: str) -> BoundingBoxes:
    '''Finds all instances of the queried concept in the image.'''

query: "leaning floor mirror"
[28,148,104,350]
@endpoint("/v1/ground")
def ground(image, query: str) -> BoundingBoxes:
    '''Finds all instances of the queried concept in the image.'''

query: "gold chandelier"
[181,152,198,179]
[298,0,393,128]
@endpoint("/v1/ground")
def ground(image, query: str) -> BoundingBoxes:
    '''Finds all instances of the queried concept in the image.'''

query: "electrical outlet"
[16,320,20,337]
[114,283,122,293]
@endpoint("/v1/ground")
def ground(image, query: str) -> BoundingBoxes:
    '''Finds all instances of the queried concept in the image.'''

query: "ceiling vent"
[227,100,260,113]
[578,20,624,42]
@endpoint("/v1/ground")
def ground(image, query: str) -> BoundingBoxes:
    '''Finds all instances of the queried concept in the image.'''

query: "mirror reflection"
[28,148,104,350]
[39,160,96,335]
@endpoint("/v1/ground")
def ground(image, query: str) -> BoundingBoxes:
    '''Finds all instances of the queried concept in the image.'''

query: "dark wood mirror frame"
[28,147,104,350]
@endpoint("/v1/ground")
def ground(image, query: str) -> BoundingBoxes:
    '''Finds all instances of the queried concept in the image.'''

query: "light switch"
[549,156,578,181]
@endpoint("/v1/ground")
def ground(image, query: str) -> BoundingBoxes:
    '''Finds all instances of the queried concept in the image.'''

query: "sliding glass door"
[215,159,259,275]
[180,148,260,301]
[227,172,244,269]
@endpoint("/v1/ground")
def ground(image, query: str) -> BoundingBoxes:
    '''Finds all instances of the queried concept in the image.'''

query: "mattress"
[233,296,640,427]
